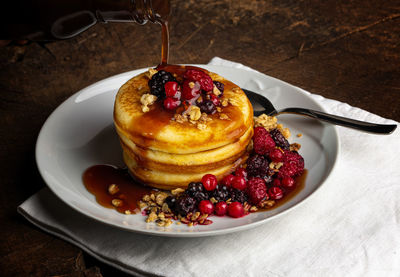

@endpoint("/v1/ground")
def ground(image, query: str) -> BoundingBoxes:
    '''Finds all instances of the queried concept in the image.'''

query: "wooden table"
[1,0,399,276]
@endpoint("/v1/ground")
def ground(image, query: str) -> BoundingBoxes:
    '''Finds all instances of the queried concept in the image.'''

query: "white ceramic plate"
[36,65,339,237]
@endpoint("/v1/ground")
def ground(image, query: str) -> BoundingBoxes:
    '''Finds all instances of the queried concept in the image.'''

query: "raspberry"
[148,70,176,97]
[247,178,267,205]
[253,128,276,155]
[277,150,304,178]
[198,200,214,214]
[214,201,228,216]
[184,69,214,91]
[254,126,268,137]
[270,129,290,150]
[227,202,245,218]
[201,174,218,191]
[246,154,270,178]
[182,80,201,100]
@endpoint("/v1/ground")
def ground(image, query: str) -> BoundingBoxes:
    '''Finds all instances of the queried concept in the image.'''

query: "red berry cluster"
[150,68,225,113]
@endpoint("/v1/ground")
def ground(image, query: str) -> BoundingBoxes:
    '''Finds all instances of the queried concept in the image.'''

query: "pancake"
[114,65,253,189]
[114,68,253,154]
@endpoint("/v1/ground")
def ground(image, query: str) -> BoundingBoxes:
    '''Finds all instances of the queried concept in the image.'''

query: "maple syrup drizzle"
[83,165,155,214]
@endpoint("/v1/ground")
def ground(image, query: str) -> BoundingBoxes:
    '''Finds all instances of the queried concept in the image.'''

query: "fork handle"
[278,108,397,134]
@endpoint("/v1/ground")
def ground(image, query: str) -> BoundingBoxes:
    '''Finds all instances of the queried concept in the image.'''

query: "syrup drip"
[83,165,155,214]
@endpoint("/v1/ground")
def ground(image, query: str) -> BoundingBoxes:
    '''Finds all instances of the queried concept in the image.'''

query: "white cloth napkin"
[18,58,400,277]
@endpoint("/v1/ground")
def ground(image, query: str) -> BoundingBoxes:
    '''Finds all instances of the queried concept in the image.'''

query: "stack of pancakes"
[114,67,253,189]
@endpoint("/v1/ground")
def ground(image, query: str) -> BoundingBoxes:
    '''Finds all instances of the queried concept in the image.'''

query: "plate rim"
[35,64,340,237]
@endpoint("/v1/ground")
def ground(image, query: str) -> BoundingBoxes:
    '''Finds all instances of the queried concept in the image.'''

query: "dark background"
[1,0,399,276]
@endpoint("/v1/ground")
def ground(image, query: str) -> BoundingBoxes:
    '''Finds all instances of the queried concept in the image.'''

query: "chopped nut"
[297,133,303,138]
[221,98,229,107]
[201,219,213,225]
[140,93,157,113]
[250,206,258,212]
[142,105,150,113]
[155,192,168,205]
[158,212,165,220]
[269,162,283,170]
[213,85,221,96]
[108,184,119,195]
[111,199,123,207]
[189,82,195,89]
[209,197,218,204]
[146,212,158,223]
[162,203,170,213]
[197,123,207,130]
[124,210,132,215]
[157,221,166,227]
[191,212,200,221]
[174,113,187,123]
[164,219,173,227]
[139,201,147,209]
[148,68,158,78]
[180,217,190,224]
[142,194,151,202]
[216,107,222,113]
[198,214,208,223]
[188,106,201,121]
[188,222,194,227]
[171,188,185,195]
[254,114,277,131]
[277,124,291,138]
[219,113,229,120]
[150,193,156,201]
[290,143,301,152]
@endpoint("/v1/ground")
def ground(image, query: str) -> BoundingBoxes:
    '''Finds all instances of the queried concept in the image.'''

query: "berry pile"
[159,125,304,224]
[148,68,225,112]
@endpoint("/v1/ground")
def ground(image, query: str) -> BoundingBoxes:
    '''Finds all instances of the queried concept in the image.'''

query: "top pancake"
[114,66,253,154]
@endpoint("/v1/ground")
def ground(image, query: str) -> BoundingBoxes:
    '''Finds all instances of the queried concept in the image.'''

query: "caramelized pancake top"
[114,66,253,154]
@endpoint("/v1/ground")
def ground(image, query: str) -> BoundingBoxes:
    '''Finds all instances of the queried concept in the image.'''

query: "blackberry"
[270,129,290,150]
[192,191,209,203]
[210,185,229,202]
[175,195,196,216]
[165,196,177,211]
[198,100,216,114]
[229,188,248,203]
[185,182,208,202]
[246,154,270,178]
[213,81,224,95]
[148,70,176,98]
[186,182,204,196]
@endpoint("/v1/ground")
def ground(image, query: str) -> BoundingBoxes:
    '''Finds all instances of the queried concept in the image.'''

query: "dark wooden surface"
[1,0,399,276]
